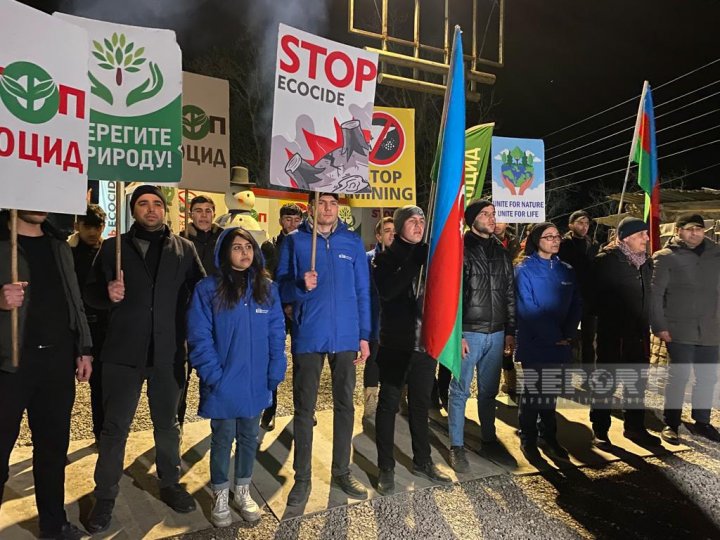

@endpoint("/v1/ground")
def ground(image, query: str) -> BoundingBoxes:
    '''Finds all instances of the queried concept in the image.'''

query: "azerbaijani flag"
[422,26,465,379]
[631,81,660,251]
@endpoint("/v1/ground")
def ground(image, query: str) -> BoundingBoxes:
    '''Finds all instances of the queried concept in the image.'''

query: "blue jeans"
[210,416,260,490]
[663,342,719,429]
[448,331,505,446]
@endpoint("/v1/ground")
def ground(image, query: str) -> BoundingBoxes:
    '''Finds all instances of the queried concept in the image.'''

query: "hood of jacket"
[213,226,265,271]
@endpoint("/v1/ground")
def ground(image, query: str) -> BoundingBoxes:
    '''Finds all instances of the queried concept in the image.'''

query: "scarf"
[617,240,647,269]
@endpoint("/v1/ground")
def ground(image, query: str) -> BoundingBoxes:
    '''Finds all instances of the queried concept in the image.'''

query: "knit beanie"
[524,222,557,256]
[464,199,493,228]
[569,210,591,224]
[393,205,425,234]
[617,216,648,240]
[129,185,167,213]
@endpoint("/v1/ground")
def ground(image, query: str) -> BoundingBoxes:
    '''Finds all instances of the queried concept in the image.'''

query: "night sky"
[21,0,720,208]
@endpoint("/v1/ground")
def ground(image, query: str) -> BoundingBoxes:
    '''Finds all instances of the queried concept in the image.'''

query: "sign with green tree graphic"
[0,0,90,214]
[178,71,230,193]
[54,13,182,183]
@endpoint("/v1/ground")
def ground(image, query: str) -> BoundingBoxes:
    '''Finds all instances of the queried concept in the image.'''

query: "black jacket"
[591,244,652,338]
[463,232,516,335]
[558,233,598,298]
[372,236,427,351]
[84,224,205,368]
[70,235,108,355]
[261,232,288,279]
[0,213,92,373]
[182,223,223,275]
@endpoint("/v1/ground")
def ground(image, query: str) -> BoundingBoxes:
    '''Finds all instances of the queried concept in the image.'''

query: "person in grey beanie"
[372,205,452,494]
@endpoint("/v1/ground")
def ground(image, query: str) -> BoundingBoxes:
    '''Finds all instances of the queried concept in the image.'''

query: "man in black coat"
[589,217,660,449]
[0,210,93,540]
[84,185,205,533]
[447,200,516,473]
[558,210,598,367]
[181,195,223,276]
[69,204,108,444]
[372,205,452,495]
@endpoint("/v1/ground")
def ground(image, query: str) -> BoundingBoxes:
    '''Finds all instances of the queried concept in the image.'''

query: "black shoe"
[159,484,197,513]
[661,426,680,445]
[377,468,395,495]
[40,522,87,540]
[332,473,368,499]
[86,498,114,534]
[624,428,661,447]
[287,479,311,506]
[692,422,720,442]
[261,410,276,431]
[520,443,544,463]
[592,430,612,450]
[449,446,469,473]
[412,462,452,484]
[538,437,570,460]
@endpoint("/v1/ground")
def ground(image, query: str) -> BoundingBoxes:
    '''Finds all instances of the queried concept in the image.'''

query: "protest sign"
[55,13,182,182]
[269,24,378,194]
[491,136,546,223]
[0,1,89,214]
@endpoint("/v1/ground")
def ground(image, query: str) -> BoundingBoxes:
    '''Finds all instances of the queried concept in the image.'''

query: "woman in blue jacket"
[188,227,286,527]
[515,222,581,463]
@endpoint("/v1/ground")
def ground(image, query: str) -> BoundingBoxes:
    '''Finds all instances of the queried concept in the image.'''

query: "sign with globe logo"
[491,136,546,223]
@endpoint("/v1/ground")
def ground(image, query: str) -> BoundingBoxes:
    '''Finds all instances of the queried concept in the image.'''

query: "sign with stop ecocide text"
[269,24,378,194]
[0,0,90,215]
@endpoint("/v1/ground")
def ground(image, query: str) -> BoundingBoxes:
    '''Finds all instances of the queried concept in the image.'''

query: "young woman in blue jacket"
[514,222,581,463]
[187,227,286,527]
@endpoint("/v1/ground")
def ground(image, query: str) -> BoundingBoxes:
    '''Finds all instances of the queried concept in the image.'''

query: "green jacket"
[650,237,720,346]
[0,213,92,373]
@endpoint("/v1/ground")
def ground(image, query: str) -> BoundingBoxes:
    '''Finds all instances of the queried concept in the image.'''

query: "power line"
[655,89,720,120]
[546,79,720,155]
[542,57,720,140]
[548,160,720,221]
[547,139,720,193]
[546,108,720,180]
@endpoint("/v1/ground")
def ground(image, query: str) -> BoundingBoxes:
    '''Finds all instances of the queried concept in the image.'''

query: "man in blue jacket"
[276,192,371,506]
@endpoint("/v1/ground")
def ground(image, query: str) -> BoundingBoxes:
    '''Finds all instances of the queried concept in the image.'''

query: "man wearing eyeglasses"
[651,213,720,444]
[183,196,224,276]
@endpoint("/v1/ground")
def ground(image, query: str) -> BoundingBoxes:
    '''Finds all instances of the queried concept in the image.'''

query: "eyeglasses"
[539,234,562,242]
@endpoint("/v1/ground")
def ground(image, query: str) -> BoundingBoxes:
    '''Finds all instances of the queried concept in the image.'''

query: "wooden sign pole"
[10,209,19,368]
[115,181,124,278]
[310,191,319,271]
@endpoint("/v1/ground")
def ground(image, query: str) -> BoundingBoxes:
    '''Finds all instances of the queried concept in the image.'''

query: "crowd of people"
[0,188,719,539]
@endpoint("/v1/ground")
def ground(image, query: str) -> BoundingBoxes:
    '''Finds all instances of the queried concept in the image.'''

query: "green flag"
[464,123,494,203]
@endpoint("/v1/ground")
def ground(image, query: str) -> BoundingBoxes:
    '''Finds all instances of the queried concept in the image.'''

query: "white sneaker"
[234,483,262,522]
[211,488,231,528]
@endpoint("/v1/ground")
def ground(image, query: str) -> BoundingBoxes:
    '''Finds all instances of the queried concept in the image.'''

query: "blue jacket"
[367,243,382,342]
[276,220,371,354]
[514,253,581,365]
[187,227,287,420]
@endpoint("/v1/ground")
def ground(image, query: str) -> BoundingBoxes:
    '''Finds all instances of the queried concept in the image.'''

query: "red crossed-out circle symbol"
[369,111,405,167]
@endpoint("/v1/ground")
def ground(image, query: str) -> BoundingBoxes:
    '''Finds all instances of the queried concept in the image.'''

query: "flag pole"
[115,181,124,279]
[617,81,649,215]
[10,209,19,368]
